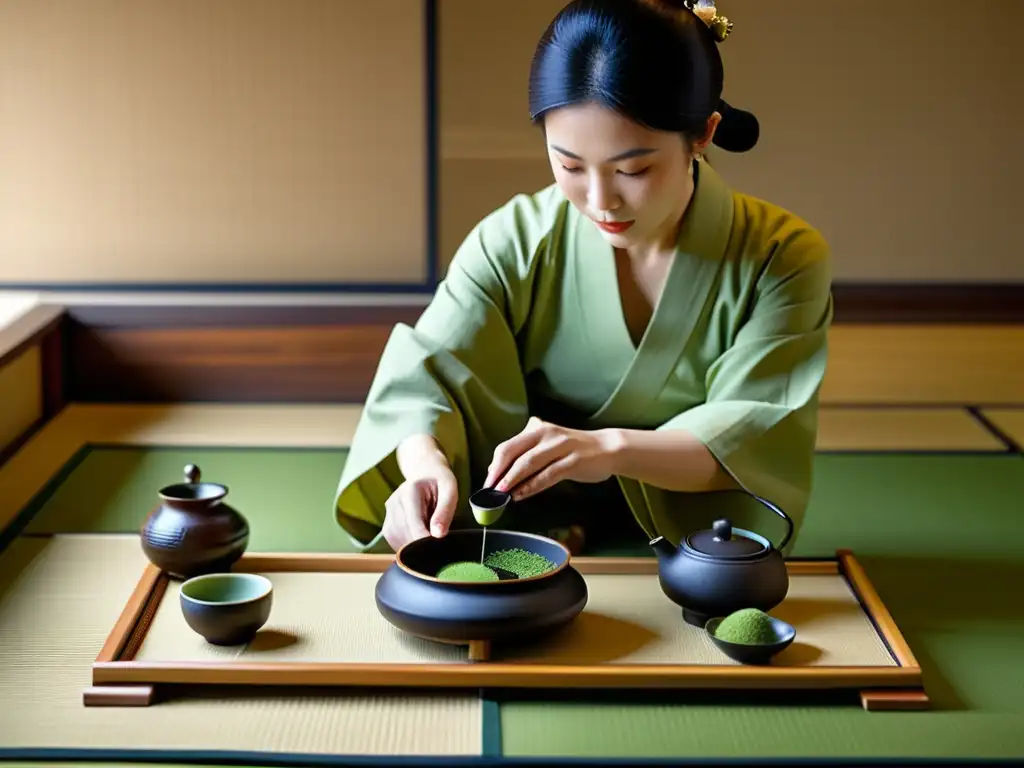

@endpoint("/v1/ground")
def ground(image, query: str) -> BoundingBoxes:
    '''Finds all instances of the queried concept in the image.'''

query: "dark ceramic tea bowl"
[705,614,795,665]
[179,572,273,645]
[375,529,587,655]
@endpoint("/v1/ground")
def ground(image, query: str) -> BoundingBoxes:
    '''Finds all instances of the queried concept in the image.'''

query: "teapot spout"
[649,535,677,562]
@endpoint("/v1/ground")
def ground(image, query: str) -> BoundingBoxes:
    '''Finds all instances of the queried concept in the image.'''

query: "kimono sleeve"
[332,193,555,552]
[655,226,833,553]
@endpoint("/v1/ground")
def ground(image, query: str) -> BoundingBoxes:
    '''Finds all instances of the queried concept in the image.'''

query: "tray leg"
[83,684,156,707]
[860,689,930,711]
[468,640,491,662]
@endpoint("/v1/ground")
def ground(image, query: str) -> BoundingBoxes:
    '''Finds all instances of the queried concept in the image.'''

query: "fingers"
[382,481,431,551]
[496,434,569,494]
[512,454,576,501]
[404,493,431,541]
[485,417,546,488]
[429,470,459,537]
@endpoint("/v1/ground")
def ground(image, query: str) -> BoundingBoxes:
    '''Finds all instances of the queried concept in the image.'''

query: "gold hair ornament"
[683,0,733,42]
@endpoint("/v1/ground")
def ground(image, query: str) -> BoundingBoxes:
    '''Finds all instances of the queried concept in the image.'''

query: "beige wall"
[1,0,1020,286]
[0,0,427,285]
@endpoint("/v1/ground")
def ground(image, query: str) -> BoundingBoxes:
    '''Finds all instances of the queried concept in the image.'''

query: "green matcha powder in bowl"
[705,608,796,665]
[436,562,500,582]
[435,548,558,582]
[713,608,779,645]
[484,548,557,579]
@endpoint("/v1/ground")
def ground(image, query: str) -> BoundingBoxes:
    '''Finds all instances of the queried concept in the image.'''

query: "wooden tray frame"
[85,548,928,712]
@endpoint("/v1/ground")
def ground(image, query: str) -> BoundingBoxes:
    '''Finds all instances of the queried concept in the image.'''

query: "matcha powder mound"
[436,561,499,582]
[484,548,557,579]
[713,608,778,645]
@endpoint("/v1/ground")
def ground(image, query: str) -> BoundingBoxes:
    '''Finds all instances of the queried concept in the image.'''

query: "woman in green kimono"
[334,0,833,556]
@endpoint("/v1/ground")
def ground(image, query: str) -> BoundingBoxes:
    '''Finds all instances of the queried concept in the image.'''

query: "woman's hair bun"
[713,99,759,153]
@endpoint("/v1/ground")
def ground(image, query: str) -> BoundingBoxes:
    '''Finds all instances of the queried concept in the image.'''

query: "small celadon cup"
[469,488,511,526]
[179,572,273,646]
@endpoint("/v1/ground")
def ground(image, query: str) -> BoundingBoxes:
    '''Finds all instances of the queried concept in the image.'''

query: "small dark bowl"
[705,615,795,665]
[180,572,273,645]
[375,529,587,648]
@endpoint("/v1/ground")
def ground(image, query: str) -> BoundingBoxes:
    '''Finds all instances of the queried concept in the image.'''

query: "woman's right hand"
[383,435,459,552]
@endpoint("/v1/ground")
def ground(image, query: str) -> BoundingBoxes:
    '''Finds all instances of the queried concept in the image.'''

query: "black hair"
[528,0,759,153]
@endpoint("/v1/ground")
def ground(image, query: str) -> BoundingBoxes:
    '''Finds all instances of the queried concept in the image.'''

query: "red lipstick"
[594,220,634,234]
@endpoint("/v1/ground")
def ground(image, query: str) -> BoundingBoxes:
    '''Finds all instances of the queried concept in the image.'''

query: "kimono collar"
[673,157,735,263]
[570,156,739,428]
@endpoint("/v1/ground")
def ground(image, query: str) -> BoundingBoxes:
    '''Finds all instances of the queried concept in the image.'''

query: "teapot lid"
[684,519,768,560]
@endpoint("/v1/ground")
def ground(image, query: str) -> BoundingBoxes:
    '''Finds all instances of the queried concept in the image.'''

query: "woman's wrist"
[397,433,450,479]
[599,426,732,493]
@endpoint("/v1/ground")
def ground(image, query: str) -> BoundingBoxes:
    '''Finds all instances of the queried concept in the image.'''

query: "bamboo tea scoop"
[469,488,511,526]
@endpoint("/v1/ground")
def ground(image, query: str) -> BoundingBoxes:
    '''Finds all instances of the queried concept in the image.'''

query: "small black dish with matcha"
[705,607,795,665]
[374,529,588,659]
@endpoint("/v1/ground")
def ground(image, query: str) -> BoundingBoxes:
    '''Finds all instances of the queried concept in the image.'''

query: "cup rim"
[180,572,272,606]
[158,481,228,502]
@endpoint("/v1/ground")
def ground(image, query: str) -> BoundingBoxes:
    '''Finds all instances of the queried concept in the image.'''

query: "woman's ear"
[693,111,721,154]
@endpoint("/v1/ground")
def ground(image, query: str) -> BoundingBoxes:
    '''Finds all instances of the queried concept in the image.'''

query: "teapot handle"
[749,491,793,552]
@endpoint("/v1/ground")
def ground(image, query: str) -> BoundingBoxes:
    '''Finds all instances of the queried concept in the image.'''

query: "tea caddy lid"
[684,519,769,560]
[158,463,227,502]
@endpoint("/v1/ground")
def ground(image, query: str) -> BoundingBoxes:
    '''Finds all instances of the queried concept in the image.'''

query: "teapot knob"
[184,464,201,484]
[712,519,732,542]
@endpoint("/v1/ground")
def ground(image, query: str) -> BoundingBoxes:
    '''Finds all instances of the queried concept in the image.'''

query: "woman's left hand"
[484,417,620,501]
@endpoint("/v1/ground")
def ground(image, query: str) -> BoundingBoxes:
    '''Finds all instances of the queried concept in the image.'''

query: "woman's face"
[543,102,716,251]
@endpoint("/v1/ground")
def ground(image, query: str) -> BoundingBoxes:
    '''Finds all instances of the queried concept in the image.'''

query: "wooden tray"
[85,549,928,712]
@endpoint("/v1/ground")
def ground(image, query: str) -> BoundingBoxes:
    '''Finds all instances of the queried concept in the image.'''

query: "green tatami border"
[3,747,1023,767]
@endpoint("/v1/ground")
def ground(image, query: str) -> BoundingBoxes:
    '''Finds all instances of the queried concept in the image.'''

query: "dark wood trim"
[47,282,1024,404]
[62,303,426,329]
[0,303,67,470]
[62,302,426,404]
[831,282,1024,323]
[39,315,67,418]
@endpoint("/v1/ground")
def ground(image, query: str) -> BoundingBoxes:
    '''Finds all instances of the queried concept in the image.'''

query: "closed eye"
[618,168,650,177]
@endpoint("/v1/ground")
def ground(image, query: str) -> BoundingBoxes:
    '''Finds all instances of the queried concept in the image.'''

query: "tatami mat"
[979,408,1024,448]
[133,569,893,669]
[138,572,467,664]
[816,407,1004,451]
[822,325,1024,405]
[0,534,481,757]
[43,403,361,447]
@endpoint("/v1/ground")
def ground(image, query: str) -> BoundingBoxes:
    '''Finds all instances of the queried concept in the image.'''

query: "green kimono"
[334,159,833,555]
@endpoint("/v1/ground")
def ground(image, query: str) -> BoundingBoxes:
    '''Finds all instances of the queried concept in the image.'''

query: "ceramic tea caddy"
[140,464,250,579]
[650,492,793,627]
[375,529,587,661]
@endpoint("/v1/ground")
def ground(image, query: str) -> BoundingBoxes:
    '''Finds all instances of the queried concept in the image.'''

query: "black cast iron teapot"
[649,492,794,627]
